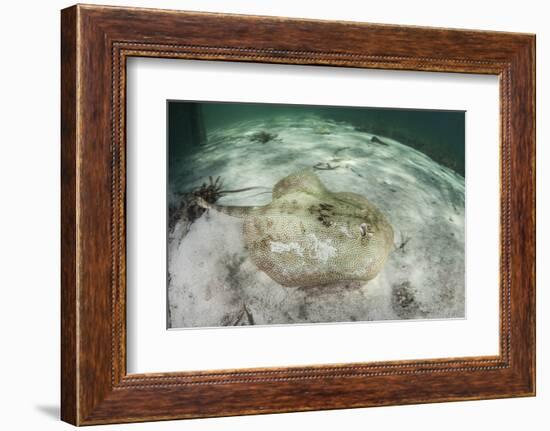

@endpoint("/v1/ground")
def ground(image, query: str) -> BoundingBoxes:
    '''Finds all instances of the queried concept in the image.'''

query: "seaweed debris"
[370,135,388,146]
[313,162,339,171]
[395,231,411,253]
[250,131,278,144]
[391,281,427,318]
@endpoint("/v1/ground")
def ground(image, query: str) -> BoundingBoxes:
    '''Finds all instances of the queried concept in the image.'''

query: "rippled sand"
[168,115,465,328]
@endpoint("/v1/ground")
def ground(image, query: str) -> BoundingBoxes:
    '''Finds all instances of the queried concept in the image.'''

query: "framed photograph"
[61,4,535,425]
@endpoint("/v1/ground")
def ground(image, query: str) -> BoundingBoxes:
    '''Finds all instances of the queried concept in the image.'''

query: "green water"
[168,101,465,176]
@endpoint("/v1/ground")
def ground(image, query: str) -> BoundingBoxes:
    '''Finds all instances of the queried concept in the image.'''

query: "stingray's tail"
[195,197,255,219]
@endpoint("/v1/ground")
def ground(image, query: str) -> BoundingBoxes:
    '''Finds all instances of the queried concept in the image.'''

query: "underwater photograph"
[167,101,465,329]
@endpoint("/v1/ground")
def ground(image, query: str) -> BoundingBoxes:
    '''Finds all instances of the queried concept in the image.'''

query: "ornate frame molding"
[61,5,535,425]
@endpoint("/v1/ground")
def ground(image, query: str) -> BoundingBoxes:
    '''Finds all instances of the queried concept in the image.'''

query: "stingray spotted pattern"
[198,170,394,287]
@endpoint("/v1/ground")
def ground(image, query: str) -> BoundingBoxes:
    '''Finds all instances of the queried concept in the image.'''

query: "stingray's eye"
[360,223,373,238]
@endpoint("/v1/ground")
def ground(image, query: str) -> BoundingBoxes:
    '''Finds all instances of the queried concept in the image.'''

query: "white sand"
[168,115,465,328]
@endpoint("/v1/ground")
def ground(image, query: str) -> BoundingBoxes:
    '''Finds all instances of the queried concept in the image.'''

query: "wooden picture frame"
[61,4,535,425]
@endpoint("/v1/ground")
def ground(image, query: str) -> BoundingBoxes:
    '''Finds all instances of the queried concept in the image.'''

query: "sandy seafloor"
[168,115,465,328]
